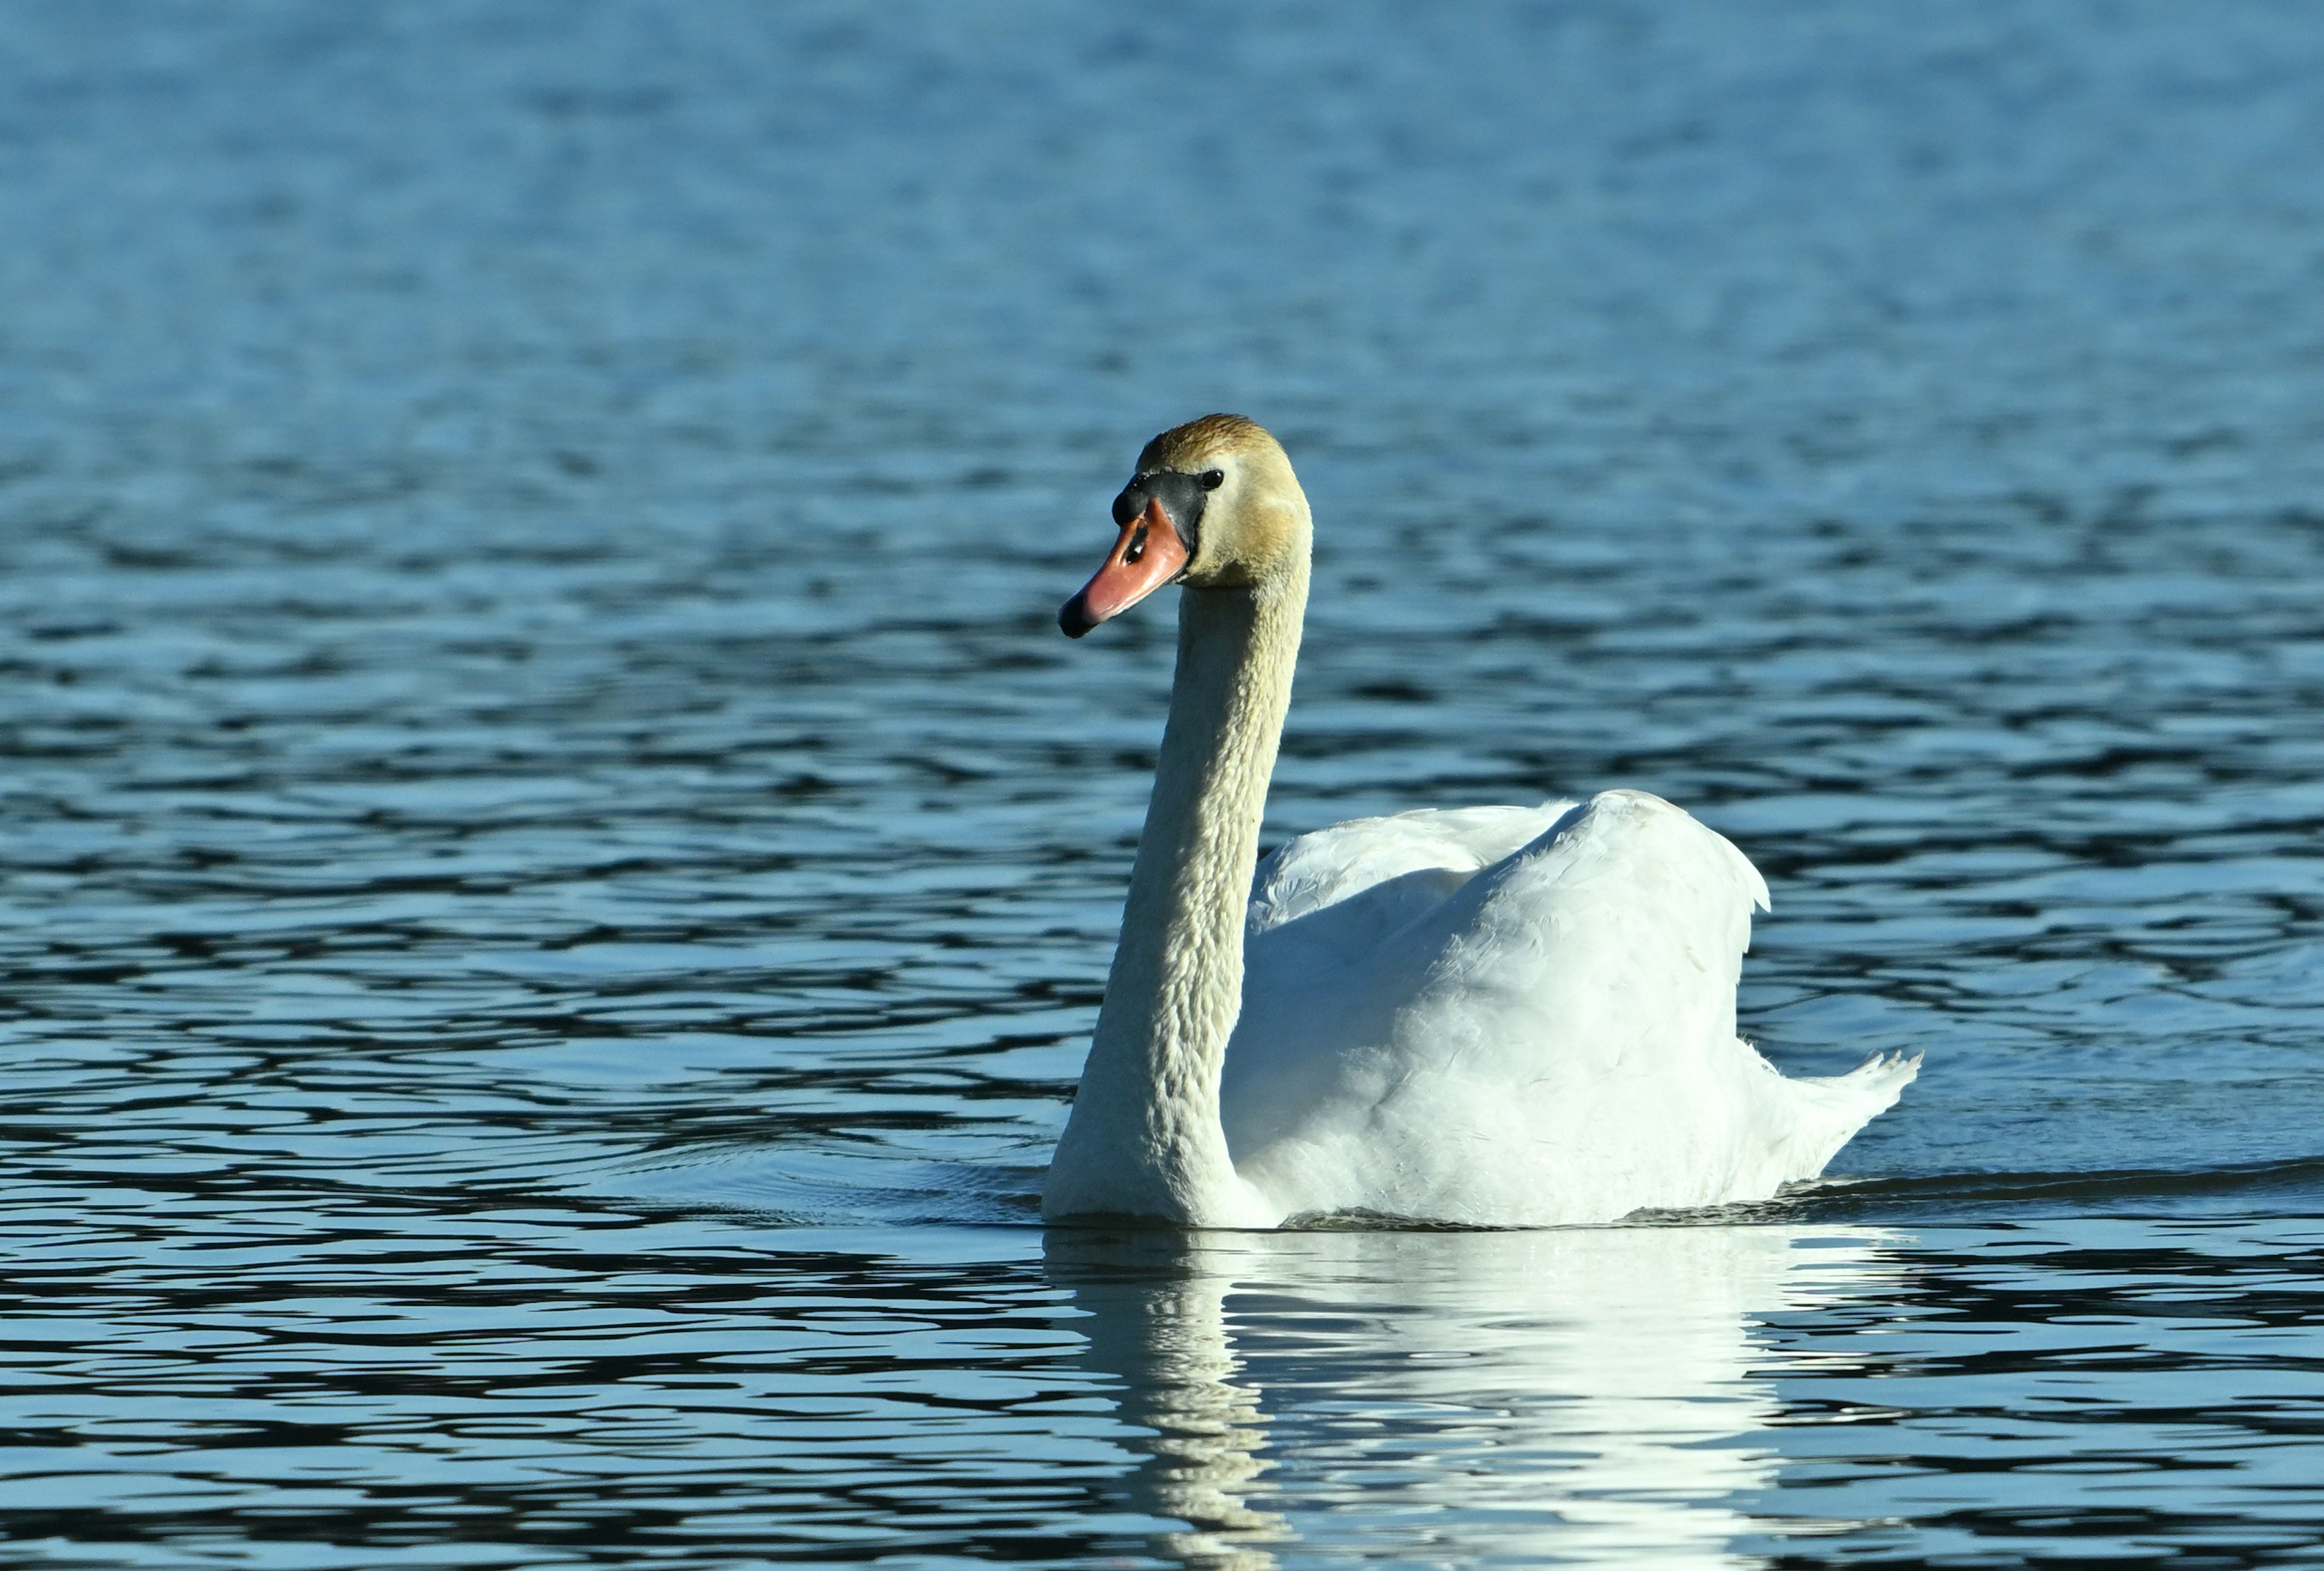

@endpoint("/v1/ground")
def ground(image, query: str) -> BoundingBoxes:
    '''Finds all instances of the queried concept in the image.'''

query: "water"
[3,1,2322,1564]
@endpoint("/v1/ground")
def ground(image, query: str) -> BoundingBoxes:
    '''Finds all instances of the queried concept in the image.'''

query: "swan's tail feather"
[1780,1050,1922,1182]
[1828,1049,1922,1101]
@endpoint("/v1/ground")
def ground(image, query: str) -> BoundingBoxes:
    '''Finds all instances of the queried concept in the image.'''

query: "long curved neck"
[1046,559,1308,1225]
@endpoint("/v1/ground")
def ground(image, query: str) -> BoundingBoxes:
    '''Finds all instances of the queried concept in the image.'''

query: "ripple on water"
[2,0,2323,1565]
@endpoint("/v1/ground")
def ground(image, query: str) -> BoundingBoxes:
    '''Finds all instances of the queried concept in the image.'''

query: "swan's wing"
[1235,793,1750,1084]
[1246,802,1579,953]
[1225,791,1885,1224]
[1228,805,1574,1162]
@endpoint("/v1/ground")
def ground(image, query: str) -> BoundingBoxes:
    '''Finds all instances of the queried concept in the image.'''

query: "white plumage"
[1041,414,1917,1229]
[1224,794,1917,1225]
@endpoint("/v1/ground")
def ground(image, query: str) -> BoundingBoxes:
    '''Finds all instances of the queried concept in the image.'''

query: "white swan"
[1042,414,1917,1228]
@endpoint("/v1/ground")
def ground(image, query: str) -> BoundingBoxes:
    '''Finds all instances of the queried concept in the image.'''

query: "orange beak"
[1059,497,1190,637]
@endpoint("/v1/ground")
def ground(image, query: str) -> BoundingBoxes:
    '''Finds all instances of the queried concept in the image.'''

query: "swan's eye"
[1200,469,1224,490]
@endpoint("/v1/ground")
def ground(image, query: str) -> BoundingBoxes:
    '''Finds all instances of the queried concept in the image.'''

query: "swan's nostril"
[1061,493,1187,639]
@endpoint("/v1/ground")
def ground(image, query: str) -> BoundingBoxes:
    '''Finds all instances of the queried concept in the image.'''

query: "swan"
[1041,413,1918,1228]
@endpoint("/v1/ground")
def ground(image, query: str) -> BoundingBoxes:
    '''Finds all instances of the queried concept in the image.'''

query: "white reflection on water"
[1049,1225,1897,1569]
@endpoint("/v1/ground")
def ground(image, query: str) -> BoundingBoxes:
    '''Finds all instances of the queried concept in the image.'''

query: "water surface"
[3,1,2323,1564]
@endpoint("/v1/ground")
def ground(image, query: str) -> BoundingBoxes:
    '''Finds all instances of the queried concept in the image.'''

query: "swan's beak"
[1059,497,1189,637]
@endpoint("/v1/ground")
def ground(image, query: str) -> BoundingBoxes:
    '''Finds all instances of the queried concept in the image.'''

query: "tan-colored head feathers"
[1137,412,1275,474]
[1122,413,1308,590]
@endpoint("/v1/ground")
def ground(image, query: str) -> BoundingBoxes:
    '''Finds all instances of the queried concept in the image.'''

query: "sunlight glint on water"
[1,2,2322,1565]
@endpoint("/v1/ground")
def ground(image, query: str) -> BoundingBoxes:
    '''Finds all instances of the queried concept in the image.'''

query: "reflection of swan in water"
[1048,1224,1896,1569]
[1052,1232,1290,1569]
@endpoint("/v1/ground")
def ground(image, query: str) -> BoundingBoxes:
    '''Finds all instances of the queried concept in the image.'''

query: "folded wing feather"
[1220,790,1891,1225]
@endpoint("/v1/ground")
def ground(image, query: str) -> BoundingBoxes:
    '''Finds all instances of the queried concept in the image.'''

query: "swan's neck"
[1046,564,1307,1225]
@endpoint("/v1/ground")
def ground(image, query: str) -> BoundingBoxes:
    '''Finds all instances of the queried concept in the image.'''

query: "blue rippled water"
[3,2,2323,1564]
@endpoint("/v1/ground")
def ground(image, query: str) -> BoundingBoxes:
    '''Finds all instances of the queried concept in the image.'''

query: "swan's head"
[1060,413,1310,637]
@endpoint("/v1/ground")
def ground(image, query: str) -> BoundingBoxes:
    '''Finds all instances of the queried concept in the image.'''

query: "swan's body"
[1043,415,1916,1228]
